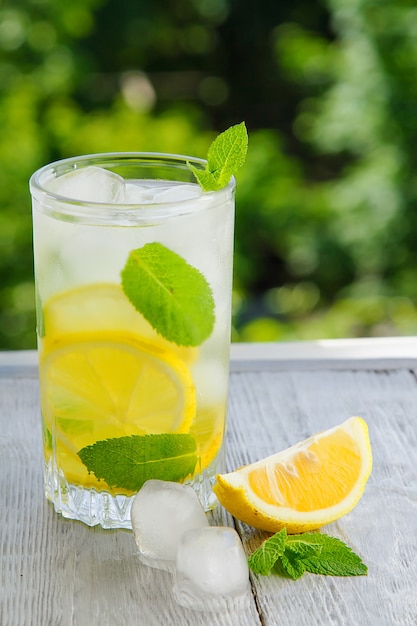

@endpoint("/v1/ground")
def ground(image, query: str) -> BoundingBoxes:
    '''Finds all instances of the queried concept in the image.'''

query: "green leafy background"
[2,0,417,349]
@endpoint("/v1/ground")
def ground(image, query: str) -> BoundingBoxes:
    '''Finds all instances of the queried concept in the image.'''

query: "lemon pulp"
[214,417,372,533]
[248,428,362,511]
[40,283,225,495]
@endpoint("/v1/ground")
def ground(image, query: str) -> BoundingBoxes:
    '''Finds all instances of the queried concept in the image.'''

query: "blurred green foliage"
[1,0,417,349]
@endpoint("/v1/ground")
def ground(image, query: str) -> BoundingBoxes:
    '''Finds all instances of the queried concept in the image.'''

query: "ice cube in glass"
[131,480,209,572]
[173,526,250,612]
[47,165,126,203]
[152,183,202,203]
[124,182,157,204]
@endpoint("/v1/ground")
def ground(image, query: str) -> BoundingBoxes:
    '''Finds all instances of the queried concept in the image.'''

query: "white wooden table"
[1,339,417,626]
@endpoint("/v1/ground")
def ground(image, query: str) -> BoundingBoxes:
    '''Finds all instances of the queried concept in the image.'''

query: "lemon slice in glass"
[42,282,197,363]
[40,331,196,492]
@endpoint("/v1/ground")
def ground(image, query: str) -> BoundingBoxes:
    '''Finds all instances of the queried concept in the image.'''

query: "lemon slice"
[42,282,197,363]
[214,417,372,534]
[189,403,225,471]
[40,331,196,491]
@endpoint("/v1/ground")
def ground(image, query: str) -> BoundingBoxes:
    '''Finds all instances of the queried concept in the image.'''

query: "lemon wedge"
[214,417,372,534]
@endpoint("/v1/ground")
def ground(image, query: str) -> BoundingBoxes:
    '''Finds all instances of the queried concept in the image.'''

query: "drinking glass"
[30,153,235,528]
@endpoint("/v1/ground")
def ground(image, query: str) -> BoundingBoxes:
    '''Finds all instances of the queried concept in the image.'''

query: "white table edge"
[1,336,417,374]
[230,336,417,370]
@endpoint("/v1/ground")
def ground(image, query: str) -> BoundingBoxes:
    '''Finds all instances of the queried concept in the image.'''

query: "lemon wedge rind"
[214,417,373,534]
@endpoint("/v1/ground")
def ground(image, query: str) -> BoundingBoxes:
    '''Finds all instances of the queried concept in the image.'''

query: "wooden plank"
[1,355,417,624]
[0,377,261,626]
[226,368,417,626]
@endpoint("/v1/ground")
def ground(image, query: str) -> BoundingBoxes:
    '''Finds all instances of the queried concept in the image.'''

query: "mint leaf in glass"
[78,433,197,491]
[121,242,215,347]
[188,122,248,191]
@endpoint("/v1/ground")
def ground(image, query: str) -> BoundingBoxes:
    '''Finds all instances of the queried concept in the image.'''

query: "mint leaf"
[188,122,248,191]
[78,433,197,491]
[285,534,324,559]
[187,168,219,191]
[280,550,307,580]
[298,534,368,577]
[248,528,287,575]
[248,531,368,580]
[280,538,323,580]
[121,242,215,347]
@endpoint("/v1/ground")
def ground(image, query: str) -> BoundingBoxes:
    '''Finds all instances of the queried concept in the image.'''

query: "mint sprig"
[188,122,248,191]
[78,433,197,491]
[121,242,215,347]
[248,529,368,580]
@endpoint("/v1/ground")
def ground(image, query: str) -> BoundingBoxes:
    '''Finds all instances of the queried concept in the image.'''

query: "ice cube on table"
[47,166,126,204]
[173,527,251,612]
[131,480,209,572]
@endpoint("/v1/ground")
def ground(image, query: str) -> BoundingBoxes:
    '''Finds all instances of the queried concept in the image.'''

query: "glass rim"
[29,151,235,221]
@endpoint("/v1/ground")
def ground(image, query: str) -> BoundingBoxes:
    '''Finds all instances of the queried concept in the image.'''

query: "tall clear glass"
[30,153,235,529]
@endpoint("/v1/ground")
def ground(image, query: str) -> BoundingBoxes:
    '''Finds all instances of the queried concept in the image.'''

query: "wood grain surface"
[1,348,416,625]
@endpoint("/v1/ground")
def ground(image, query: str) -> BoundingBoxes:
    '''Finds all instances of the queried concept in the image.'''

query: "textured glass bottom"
[44,447,225,529]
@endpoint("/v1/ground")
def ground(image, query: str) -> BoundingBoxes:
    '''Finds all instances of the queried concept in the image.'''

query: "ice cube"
[173,527,250,612]
[131,480,209,572]
[124,182,157,204]
[48,165,126,204]
[152,183,202,203]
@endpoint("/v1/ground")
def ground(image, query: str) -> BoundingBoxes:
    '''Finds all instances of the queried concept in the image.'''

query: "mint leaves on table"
[121,242,215,347]
[248,528,368,580]
[78,433,197,491]
[188,122,248,192]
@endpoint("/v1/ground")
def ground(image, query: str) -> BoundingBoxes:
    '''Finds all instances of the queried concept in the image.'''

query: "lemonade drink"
[30,153,235,528]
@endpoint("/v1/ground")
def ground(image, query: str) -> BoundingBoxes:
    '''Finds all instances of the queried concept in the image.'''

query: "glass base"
[43,449,224,529]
